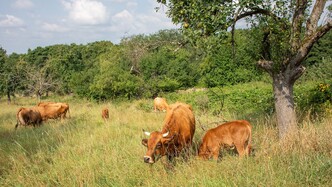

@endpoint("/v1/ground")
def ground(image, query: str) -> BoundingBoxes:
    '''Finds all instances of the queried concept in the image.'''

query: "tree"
[0,47,8,100]
[120,29,187,75]
[0,48,20,104]
[157,0,332,138]
[140,46,199,94]
[89,45,144,100]
[19,59,59,101]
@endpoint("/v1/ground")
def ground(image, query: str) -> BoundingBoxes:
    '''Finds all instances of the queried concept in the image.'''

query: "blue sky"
[0,0,179,54]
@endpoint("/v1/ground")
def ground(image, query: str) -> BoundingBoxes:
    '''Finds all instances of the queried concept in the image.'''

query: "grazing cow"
[37,103,69,121]
[153,97,169,112]
[198,120,252,160]
[37,102,70,119]
[15,107,42,129]
[142,102,196,164]
[102,108,109,121]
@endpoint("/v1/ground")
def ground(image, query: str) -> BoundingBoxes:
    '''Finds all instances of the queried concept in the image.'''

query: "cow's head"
[141,129,174,164]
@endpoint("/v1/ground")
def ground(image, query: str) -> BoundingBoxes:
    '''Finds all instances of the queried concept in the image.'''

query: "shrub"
[310,83,332,104]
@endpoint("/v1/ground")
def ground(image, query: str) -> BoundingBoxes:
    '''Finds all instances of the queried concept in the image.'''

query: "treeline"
[0,29,331,102]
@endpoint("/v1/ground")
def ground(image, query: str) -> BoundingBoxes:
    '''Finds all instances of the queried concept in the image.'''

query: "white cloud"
[108,8,178,41]
[41,23,69,32]
[110,10,135,33]
[112,9,134,21]
[62,0,109,25]
[0,15,24,27]
[126,2,138,7]
[13,0,34,9]
[111,0,128,2]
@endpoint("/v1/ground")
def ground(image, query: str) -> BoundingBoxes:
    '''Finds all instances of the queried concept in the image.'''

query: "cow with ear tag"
[141,102,196,164]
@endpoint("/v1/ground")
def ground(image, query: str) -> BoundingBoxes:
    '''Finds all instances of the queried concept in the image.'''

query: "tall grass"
[0,95,331,186]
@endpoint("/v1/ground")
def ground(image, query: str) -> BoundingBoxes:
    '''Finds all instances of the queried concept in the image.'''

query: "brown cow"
[142,102,196,164]
[37,102,70,119]
[153,97,169,112]
[15,107,42,129]
[102,108,109,121]
[198,120,252,160]
[37,104,69,121]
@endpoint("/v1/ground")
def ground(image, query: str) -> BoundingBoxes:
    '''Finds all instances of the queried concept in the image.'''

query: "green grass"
[0,89,331,186]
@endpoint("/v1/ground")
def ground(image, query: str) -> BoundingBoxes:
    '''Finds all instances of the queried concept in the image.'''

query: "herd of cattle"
[15,97,252,163]
[16,102,70,129]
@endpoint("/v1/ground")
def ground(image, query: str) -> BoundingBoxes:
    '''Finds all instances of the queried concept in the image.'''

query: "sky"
[0,0,179,54]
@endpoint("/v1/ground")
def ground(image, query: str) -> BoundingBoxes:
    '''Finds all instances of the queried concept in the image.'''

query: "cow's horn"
[162,131,169,137]
[143,129,151,136]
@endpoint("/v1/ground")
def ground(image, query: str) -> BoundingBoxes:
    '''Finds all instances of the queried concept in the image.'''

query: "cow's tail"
[15,108,24,129]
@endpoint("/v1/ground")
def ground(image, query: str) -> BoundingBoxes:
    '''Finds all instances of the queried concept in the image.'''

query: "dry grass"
[0,97,331,186]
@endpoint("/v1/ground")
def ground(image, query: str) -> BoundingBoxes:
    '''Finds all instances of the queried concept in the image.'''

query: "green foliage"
[305,31,332,66]
[199,30,263,87]
[0,47,7,94]
[310,83,332,104]
[0,49,24,101]
[291,82,332,122]
[88,46,144,100]
[165,82,274,120]
[0,25,330,103]
[140,46,199,94]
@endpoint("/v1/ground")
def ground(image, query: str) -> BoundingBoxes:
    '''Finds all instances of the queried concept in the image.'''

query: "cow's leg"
[211,146,220,160]
[234,143,245,157]
[244,141,250,156]
[198,142,209,160]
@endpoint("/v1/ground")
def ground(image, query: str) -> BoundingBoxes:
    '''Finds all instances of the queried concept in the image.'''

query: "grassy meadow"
[0,88,331,186]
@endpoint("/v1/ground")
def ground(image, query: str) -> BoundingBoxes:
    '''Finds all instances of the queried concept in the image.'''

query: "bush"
[310,83,332,104]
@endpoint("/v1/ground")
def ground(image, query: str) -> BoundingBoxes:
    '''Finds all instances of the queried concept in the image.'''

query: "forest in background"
[0,28,331,114]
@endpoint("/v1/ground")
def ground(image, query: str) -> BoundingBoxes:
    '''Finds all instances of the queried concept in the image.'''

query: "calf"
[102,108,109,121]
[198,120,252,160]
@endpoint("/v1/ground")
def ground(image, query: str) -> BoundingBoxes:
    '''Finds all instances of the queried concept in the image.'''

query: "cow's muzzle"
[143,156,154,164]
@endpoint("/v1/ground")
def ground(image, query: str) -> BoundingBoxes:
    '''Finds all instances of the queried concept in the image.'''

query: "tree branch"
[294,20,332,66]
[290,65,306,83]
[306,0,327,36]
[235,8,281,22]
[291,0,308,50]
[258,59,274,76]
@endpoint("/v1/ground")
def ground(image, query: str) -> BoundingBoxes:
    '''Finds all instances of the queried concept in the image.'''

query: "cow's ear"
[161,134,176,144]
[141,139,148,147]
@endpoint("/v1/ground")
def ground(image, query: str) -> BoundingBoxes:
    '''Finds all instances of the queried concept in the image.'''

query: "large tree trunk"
[272,74,298,139]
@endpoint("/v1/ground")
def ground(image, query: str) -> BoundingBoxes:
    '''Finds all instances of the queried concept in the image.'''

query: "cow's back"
[36,104,62,120]
[153,97,168,111]
[210,120,251,143]
[162,102,195,146]
[38,102,69,118]
[38,101,56,107]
